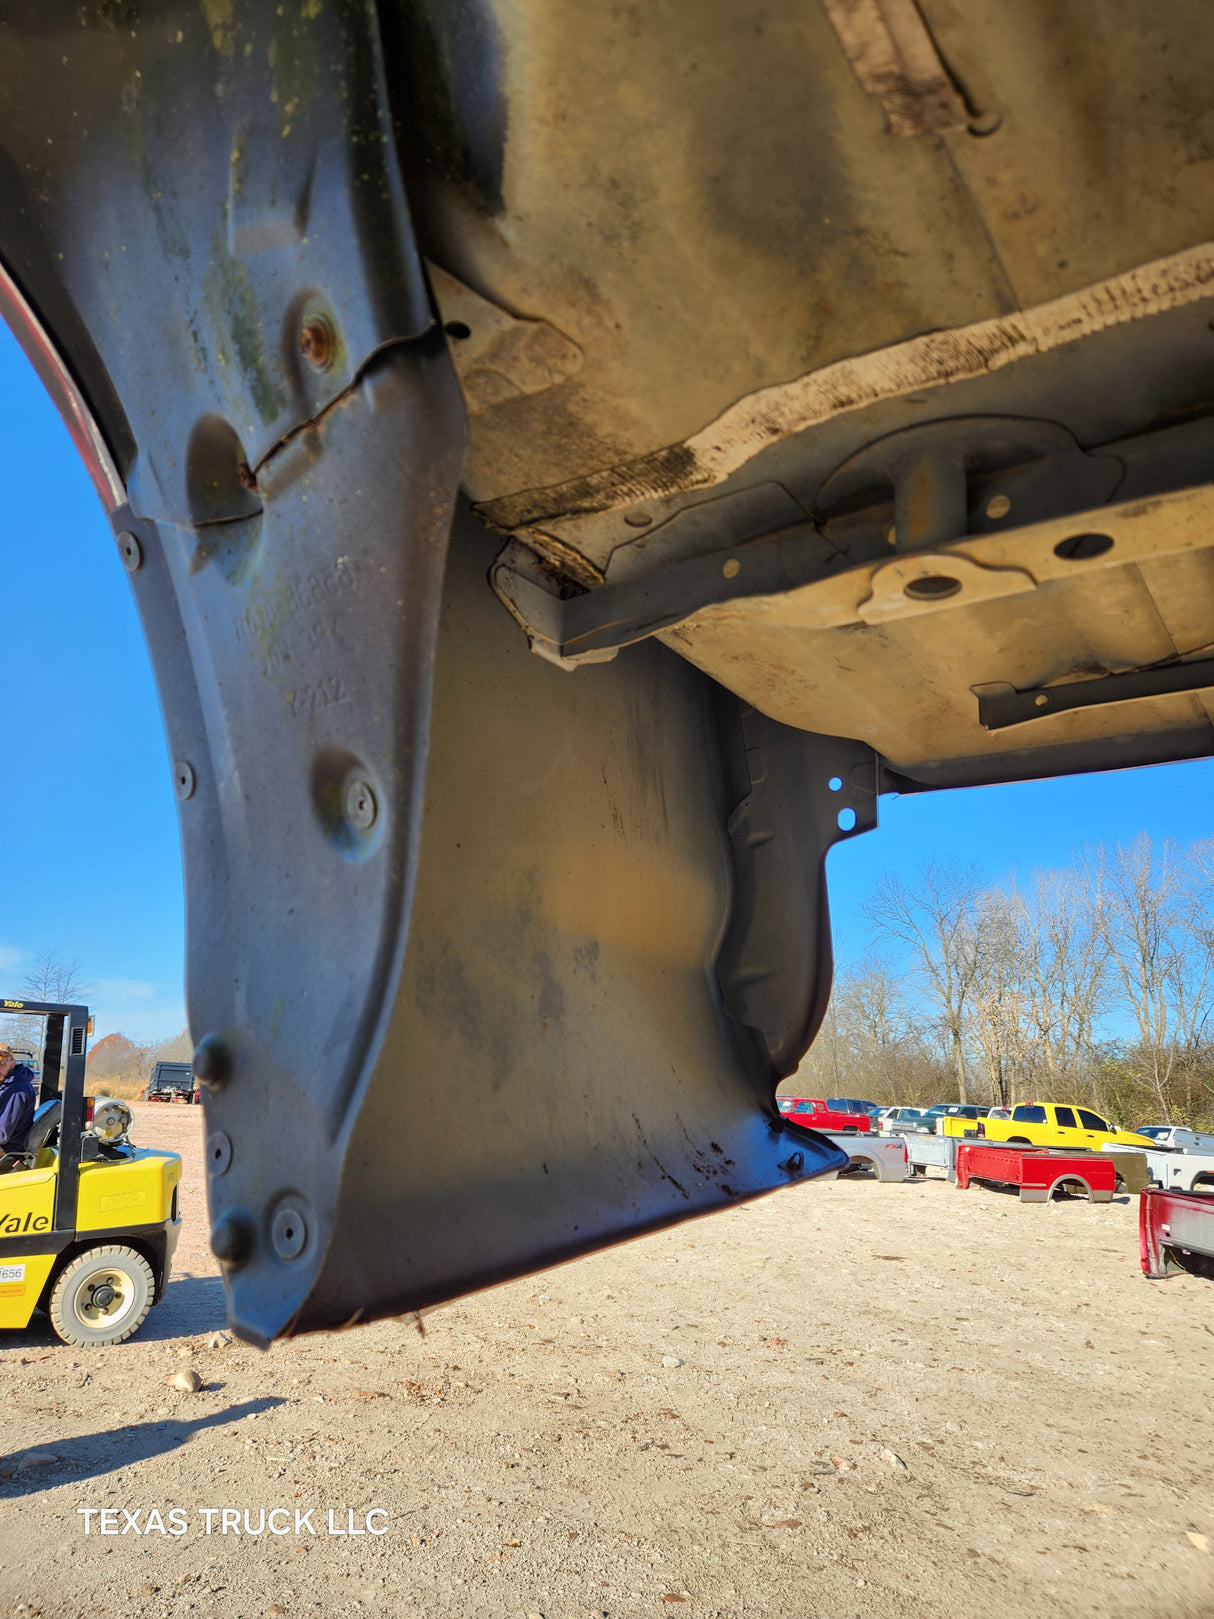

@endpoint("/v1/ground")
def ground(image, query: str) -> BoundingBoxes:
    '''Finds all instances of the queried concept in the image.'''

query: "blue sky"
[3,318,1213,1045]
[827,758,1214,963]
[0,322,184,1043]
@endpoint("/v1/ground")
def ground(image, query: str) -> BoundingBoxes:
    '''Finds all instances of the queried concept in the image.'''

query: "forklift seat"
[0,1097,61,1172]
[23,1097,61,1155]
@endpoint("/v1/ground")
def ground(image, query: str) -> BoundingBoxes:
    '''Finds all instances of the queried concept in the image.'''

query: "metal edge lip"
[0,254,126,513]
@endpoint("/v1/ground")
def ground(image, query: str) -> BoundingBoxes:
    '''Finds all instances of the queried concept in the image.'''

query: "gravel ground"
[1,1106,1212,1619]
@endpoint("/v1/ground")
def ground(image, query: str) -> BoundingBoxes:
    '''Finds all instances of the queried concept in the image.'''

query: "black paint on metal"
[717,709,879,1075]
[979,656,1214,732]
[257,513,853,1343]
[559,524,848,657]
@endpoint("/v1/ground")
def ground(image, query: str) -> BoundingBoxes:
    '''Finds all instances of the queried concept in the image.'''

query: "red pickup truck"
[777,1097,873,1133]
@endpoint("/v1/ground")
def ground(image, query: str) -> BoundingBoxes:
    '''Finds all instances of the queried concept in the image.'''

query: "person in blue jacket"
[0,1044,37,1160]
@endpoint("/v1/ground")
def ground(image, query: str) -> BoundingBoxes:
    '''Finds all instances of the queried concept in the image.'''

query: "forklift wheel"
[48,1246,155,1347]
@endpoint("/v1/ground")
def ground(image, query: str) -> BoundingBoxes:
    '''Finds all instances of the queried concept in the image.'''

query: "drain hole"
[903,574,961,601]
[444,320,472,340]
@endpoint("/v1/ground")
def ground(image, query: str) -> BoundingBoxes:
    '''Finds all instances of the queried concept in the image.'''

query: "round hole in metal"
[1054,532,1114,561]
[903,574,961,601]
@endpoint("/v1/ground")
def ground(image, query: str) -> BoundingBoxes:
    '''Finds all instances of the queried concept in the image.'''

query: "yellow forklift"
[0,996,182,1346]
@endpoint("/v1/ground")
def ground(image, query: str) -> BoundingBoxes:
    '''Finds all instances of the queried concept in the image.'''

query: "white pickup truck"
[1134,1125,1214,1153]
[1101,1135,1214,1194]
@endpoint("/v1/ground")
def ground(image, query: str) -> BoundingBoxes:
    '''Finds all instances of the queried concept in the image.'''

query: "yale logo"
[2,999,23,1010]
[1,1211,49,1234]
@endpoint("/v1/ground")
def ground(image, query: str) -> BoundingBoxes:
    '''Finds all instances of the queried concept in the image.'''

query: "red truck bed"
[1139,1186,1214,1278]
[956,1141,1117,1203]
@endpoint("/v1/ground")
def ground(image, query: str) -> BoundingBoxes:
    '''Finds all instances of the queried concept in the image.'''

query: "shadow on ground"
[0,1396,285,1496]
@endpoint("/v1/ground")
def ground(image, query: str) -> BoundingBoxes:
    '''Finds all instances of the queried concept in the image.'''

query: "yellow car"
[944,1102,1155,1151]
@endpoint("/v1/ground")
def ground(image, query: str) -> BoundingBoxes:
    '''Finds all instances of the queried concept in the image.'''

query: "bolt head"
[192,1033,231,1092]
[210,1211,254,1269]
[174,760,196,801]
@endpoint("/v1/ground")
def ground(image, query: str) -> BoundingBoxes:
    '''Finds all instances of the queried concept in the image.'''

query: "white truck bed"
[824,1131,910,1183]
[1100,1141,1214,1193]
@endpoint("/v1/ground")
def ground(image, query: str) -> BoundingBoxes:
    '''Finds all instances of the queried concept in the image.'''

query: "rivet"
[210,1210,254,1268]
[207,1131,233,1177]
[299,316,333,371]
[722,558,741,580]
[271,1204,308,1262]
[174,760,196,801]
[192,1033,232,1092]
[117,531,143,573]
[623,512,653,529]
[1034,693,1049,708]
[344,778,377,832]
[985,494,1011,520]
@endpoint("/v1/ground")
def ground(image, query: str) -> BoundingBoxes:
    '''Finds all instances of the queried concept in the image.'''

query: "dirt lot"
[1,1105,1212,1619]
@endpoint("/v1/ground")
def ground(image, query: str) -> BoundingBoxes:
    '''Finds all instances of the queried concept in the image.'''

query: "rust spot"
[299,317,334,371]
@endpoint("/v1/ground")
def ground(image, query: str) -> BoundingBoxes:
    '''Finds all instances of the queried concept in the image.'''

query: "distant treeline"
[789,834,1214,1130]
[86,1029,193,1100]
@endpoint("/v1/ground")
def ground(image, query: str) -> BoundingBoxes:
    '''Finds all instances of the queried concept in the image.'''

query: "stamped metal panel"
[235,514,851,1342]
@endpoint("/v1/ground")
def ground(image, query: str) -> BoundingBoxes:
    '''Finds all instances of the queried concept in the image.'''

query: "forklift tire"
[48,1245,155,1348]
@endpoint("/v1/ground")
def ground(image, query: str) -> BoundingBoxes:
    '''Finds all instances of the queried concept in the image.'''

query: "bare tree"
[787,957,945,1103]
[0,949,88,1054]
[1016,868,1108,1093]
[863,861,984,1102]
[1096,835,1214,1121]
[967,887,1029,1107]
[21,947,87,1005]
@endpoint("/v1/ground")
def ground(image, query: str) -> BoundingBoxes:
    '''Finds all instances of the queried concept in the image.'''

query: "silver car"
[876,1107,933,1136]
